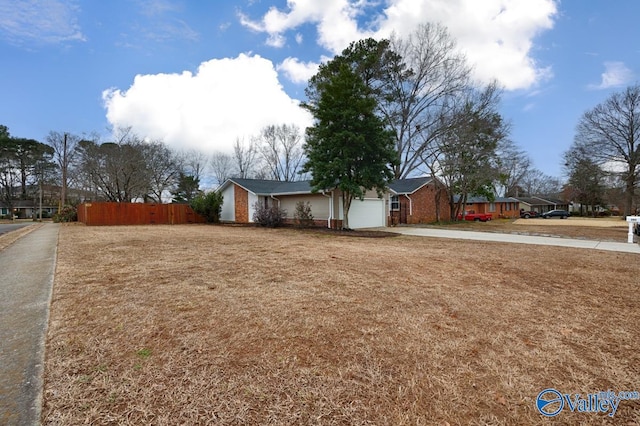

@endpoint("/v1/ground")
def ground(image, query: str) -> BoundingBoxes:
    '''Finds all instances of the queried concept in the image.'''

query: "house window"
[489,203,496,212]
[391,195,400,211]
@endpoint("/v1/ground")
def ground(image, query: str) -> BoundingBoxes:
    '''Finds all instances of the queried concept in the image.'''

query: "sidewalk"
[0,224,59,426]
[384,227,640,254]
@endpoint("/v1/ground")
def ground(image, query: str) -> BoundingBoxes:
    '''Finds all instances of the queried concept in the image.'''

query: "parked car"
[519,210,539,219]
[541,209,569,219]
[457,210,493,222]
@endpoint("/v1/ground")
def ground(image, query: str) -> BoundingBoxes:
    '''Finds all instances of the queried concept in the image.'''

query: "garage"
[344,198,386,229]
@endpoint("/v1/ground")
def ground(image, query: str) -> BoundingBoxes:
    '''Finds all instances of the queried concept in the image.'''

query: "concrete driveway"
[0,223,59,426]
[383,226,640,254]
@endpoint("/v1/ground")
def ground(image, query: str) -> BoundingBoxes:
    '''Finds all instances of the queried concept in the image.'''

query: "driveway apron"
[0,224,59,426]
[384,226,640,254]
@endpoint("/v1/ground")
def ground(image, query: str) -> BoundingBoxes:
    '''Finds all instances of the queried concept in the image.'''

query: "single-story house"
[454,195,571,219]
[455,196,521,219]
[219,177,449,229]
[219,178,387,229]
[388,177,449,224]
[516,196,569,214]
[0,200,59,219]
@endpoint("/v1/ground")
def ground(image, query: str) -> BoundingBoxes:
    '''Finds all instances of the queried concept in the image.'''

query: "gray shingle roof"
[453,195,519,203]
[228,176,444,196]
[229,178,315,195]
[388,177,433,194]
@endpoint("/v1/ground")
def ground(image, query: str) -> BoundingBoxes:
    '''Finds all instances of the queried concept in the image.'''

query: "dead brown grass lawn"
[43,224,640,425]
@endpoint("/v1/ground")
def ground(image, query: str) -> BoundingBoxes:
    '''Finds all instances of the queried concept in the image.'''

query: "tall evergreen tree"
[302,62,397,230]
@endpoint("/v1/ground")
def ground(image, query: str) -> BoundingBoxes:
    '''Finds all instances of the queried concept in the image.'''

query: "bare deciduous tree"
[257,124,305,181]
[572,84,640,215]
[384,23,471,178]
[232,137,258,179]
[496,142,532,197]
[210,151,235,185]
[426,83,510,219]
[46,131,83,206]
[519,170,562,197]
[180,149,209,182]
[564,149,606,216]
[75,128,152,202]
[143,141,181,203]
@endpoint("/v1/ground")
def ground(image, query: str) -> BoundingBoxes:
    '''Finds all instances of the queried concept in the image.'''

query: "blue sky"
[1,0,638,179]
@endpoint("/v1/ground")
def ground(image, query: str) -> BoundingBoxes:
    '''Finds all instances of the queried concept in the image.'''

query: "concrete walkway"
[384,226,640,254]
[0,224,59,426]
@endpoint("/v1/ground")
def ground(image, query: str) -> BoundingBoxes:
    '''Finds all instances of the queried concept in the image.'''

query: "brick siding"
[389,183,449,224]
[234,185,249,223]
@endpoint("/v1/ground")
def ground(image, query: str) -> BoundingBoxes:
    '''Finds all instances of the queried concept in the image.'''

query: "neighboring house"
[388,177,449,224]
[0,200,59,219]
[218,178,387,229]
[516,196,569,213]
[455,196,521,219]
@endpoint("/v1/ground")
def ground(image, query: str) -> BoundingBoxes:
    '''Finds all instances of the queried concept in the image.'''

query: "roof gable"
[389,177,434,194]
[223,178,315,196]
[453,195,519,203]
[515,196,566,206]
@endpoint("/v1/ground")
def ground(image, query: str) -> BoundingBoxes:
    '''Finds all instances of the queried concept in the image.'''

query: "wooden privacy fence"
[77,202,206,226]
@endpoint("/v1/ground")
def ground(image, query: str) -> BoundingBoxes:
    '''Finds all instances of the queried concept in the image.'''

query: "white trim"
[248,192,258,222]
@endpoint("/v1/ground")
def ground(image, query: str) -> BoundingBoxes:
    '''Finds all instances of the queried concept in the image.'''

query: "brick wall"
[234,185,249,223]
[466,201,520,219]
[495,202,519,219]
[390,183,449,224]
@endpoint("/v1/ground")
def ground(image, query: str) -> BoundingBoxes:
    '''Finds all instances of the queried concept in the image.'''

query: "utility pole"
[60,132,67,209]
[39,165,43,222]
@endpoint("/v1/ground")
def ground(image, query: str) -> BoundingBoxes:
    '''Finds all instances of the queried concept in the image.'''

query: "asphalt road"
[0,223,33,236]
[0,223,59,426]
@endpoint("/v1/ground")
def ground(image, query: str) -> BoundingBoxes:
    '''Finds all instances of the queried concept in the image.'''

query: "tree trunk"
[448,192,456,221]
[61,133,67,208]
[432,173,442,222]
[625,170,635,216]
[342,191,352,230]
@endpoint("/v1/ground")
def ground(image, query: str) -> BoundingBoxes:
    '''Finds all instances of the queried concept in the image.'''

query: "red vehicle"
[457,210,493,222]
[519,210,539,219]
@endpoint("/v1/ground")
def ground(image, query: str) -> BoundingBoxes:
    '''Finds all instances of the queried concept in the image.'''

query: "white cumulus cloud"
[277,57,319,84]
[102,54,313,155]
[589,61,635,90]
[240,0,558,90]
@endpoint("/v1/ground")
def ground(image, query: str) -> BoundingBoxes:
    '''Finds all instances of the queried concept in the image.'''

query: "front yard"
[43,224,640,424]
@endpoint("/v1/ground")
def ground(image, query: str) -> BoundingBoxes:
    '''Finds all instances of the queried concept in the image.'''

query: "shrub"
[252,202,286,227]
[293,201,314,227]
[53,205,77,222]
[190,191,223,223]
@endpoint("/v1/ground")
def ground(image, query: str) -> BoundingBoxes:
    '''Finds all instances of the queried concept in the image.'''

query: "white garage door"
[346,199,386,229]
